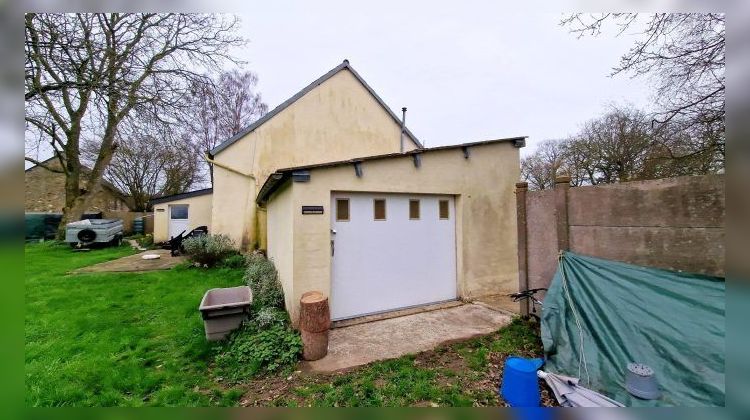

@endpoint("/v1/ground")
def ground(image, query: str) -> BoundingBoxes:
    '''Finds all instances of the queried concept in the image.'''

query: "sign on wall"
[301,206,324,215]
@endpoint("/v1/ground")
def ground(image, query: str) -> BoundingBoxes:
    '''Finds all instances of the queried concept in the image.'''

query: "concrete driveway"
[302,303,513,372]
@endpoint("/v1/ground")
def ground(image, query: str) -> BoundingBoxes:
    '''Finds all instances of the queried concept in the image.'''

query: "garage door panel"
[331,192,457,320]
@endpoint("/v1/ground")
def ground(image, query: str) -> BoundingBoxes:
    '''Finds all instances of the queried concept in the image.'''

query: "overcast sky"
[20,4,660,168]
[232,3,655,155]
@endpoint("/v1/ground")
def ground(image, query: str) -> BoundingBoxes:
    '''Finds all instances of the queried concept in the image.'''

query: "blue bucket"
[500,356,544,407]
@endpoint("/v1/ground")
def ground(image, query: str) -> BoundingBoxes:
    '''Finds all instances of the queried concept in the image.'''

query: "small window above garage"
[373,199,386,221]
[409,199,420,220]
[439,200,450,220]
[336,198,350,221]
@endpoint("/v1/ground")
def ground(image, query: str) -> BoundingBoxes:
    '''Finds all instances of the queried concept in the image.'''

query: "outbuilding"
[151,188,213,243]
[145,60,526,323]
[257,137,524,324]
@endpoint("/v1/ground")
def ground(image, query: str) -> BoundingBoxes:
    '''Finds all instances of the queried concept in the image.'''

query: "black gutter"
[150,188,213,205]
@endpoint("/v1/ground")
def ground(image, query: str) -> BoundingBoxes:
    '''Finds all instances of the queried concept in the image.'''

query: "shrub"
[244,254,284,309]
[137,233,154,248]
[213,323,302,383]
[220,254,247,269]
[253,307,289,329]
[182,234,237,267]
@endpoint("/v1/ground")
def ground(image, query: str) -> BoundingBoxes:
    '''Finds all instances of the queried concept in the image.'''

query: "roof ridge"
[209,60,423,155]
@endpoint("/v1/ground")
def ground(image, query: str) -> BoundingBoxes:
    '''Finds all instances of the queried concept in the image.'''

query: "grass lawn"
[25,242,246,407]
[26,241,550,407]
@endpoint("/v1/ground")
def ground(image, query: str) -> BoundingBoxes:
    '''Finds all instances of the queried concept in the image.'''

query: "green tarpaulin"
[541,251,725,406]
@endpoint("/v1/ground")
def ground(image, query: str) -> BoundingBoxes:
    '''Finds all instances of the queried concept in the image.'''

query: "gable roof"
[209,59,424,155]
[25,156,134,209]
[256,136,527,204]
[24,156,60,173]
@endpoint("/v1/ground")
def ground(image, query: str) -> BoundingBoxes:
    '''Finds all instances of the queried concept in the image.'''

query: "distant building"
[25,157,132,214]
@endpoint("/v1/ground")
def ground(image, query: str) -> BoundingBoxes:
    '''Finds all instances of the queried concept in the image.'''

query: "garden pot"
[199,286,252,341]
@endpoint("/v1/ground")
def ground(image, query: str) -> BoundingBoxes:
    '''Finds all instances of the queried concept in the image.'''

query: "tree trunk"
[299,291,330,333]
[57,194,91,239]
[301,330,329,361]
[56,133,115,239]
[57,157,83,239]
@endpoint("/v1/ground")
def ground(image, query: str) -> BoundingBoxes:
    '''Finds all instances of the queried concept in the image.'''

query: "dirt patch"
[414,344,469,374]
[234,323,559,407]
[412,400,439,407]
[239,372,306,407]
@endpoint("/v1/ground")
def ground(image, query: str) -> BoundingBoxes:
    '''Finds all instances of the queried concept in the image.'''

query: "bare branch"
[25,157,65,173]
[560,13,724,172]
[25,13,247,235]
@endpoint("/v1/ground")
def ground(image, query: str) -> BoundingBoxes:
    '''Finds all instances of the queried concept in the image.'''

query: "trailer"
[65,219,124,248]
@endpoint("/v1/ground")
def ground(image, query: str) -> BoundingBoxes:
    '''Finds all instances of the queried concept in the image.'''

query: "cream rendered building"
[152,60,420,246]
[151,188,212,243]
[258,138,524,324]
[207,60,421,249]
[152,60,525,323]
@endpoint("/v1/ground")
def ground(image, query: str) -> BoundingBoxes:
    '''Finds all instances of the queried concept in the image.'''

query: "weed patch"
[213,323,302,383]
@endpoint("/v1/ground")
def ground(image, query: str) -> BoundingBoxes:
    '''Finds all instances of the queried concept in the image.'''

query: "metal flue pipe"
[400,107,407,153]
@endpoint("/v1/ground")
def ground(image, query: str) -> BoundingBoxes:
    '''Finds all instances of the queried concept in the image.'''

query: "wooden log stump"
[299,291,330,333]
[299,291,330,360]
[301,329,329,361]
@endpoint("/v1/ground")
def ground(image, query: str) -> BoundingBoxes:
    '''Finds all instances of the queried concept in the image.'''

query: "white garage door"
[330,192,457,320]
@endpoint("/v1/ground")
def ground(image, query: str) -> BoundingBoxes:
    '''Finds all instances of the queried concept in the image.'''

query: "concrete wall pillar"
[554,175,571,251]
[515,182,529,316]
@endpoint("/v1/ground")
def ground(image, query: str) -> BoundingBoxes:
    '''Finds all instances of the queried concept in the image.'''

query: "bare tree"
[89,118,203,211]
[561,13,725,165]
[521,104,723,190]
[640,118,725,179]
[25,13,244,237]
[560,136,598,187]
[578,105,652,183]
[520,140,565,190]
[561,13,724,123]
[188,70,267,183]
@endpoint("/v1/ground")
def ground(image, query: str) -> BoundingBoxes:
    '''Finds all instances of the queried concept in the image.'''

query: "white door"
[169,204,190,239]
[330,192,457,320]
